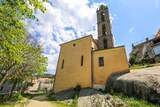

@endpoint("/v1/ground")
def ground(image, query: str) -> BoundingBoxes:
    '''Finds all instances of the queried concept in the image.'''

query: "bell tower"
[97,4,114,49]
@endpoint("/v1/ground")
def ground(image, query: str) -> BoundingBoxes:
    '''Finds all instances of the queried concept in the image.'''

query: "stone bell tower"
[97,4,114,49]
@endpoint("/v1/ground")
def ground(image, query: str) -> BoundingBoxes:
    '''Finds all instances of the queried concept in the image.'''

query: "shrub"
[74,85,81,92]
[129,56,136,65]
[10,93,23,101]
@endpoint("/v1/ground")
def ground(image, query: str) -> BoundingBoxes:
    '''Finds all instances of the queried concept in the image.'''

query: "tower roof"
[100,4,105,9]
[97,4,108,11]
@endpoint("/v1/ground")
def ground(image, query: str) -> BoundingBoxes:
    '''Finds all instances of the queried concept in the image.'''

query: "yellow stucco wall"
[93,46,129,85]
[54,35,129,93]
[53,36,93,93]
[92,40,98,51]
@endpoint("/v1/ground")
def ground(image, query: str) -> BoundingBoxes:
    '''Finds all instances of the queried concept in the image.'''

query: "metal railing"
[133,35,156,46]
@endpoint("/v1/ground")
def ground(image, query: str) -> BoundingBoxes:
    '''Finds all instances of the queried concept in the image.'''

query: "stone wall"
[130,40,156,64]
[106,66,160,104]
[38,82,53,91]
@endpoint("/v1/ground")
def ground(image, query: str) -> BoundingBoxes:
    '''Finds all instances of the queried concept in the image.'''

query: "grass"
[130,63,160,70]
[0,93,31,107]
[47,92,78,107]
[0,93,23,102]
[21,92,45,99]
[0,104,14,107]
[124,98,158,107]
[110,92,159,107]
[0,92,77,107]
[0,103,25,107]
[50,99,77,107]
[98,88,159,107]
[10,93,24,102]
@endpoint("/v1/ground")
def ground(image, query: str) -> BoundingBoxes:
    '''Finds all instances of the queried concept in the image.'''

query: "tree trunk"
[0,73,8,86]
[9,78,18,98]
[0,62,17,86]
[22,81,28,92]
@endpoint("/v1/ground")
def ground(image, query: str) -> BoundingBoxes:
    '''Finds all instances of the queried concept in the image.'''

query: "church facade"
[53,5,129,93]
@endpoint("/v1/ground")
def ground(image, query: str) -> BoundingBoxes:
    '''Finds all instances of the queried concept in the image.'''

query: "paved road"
[24,81,57,107]
[26,94,57,107]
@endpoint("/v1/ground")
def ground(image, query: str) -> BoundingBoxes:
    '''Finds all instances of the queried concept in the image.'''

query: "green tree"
[9,41,47,97]
[0,0,48,86]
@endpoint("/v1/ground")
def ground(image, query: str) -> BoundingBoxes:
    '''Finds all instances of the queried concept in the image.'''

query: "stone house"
[53,5,129,93]
[38,78,53,91]
[130,29,160,64]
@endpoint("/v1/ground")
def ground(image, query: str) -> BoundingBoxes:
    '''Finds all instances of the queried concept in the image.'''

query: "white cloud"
[28,0,115,74]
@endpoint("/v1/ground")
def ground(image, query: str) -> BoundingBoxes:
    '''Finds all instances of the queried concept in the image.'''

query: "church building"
[53,4,129,93]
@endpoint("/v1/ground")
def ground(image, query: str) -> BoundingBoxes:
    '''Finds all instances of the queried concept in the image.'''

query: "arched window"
[103,39,108,49]
[102,24,106,35]
[101,12,105,21]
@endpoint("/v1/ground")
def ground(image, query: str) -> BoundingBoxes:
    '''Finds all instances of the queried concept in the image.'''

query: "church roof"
[60,35,96,46]
[93,45,125,52]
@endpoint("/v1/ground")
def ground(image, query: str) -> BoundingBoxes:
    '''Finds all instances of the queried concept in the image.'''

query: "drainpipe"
[91,50,94,88]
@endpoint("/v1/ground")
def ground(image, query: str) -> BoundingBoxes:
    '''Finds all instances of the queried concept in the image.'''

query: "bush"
[10,92,23,101]
[129,56,136,65]
[74,85,81,92]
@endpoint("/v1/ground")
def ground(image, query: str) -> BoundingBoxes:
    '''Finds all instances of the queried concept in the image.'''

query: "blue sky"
[105,0,160,59]
[29,0,160,74]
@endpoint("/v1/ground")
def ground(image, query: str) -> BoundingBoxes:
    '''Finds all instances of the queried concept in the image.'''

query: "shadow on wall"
[107,71,129,80]
[51,88,106,101]
[51,71,130,101]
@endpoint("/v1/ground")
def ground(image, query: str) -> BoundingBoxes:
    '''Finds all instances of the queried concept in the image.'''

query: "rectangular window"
[81,56,83,66]
[99,57,104,66]
[61,59,64,69]
[153,46,160,55]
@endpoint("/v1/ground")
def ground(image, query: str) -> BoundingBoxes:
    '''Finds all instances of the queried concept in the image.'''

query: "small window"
[61,59,64,69]
[102,24,106,35]
[81,56,83,66]
[103,39,108,49]
[73,43,76,47]
[101,12,105,21]
[99,57,104,66]
[153,46,160,55]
